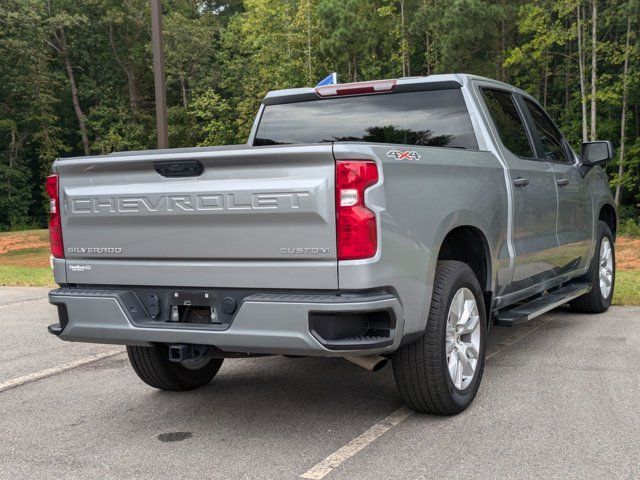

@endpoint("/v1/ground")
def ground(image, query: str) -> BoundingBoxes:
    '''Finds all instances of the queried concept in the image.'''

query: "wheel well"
[437,226,490,292]
[599,204,616,238]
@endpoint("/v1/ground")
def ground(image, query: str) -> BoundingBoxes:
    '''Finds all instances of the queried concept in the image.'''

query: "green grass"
[1,247,49,257]
[613,270,640,306]
[0,265,54,286]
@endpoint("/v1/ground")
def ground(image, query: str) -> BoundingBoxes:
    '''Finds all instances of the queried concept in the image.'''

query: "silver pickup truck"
[46,74,616,415]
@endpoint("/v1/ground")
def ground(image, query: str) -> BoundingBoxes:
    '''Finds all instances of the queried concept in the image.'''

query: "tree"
[164,9,218,108]
[577,1,589,141]
[615,16,633,204]
[590,0,597,140]
[96,0,150,115]
[44,1,91,155]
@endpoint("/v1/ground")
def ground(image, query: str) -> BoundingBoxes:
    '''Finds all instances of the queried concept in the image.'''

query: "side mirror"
[581,140,614,166]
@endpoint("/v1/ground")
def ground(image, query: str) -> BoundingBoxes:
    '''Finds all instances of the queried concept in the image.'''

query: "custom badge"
[386,149,421,161]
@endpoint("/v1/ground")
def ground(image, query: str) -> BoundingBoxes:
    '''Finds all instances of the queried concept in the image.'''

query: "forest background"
[1,0,639,234]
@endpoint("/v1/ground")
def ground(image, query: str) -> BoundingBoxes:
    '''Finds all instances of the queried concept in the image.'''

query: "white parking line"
[299,315,556,479]
[300,407,412,479]
[0,349,124,393]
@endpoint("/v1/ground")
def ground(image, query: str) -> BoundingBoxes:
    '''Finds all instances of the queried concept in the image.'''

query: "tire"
[392,260,487,415]
[570,221,615,314]
[127,344,223,391]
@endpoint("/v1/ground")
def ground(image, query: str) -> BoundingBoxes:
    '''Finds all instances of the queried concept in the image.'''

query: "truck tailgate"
[55,145,337,289]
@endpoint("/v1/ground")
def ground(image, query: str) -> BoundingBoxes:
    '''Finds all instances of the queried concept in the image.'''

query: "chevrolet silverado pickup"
[46,74,617,415]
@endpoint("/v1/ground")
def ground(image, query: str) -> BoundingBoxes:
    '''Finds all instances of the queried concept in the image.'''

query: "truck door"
[478,87,560,293]
[520,97,593,272]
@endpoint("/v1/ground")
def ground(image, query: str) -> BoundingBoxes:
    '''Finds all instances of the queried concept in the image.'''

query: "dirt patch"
[0,230,50,268]
[617,237,640,270]
[0,248,51,268]
[0,230,49,255]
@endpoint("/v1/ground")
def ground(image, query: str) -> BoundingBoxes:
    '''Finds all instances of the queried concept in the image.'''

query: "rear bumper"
[48,288,404,356]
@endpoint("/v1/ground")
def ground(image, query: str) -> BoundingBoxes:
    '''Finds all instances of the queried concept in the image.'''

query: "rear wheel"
[127,344,223,391]
[392,260,487,415]
[570,221,615,314]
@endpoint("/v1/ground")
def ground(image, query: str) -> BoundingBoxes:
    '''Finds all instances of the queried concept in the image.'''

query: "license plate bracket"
[168,290,219,324]
[170,290,216,307]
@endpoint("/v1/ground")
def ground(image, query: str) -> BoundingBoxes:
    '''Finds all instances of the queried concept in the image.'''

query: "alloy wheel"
[445,287,481,390]
[599,237,614,299]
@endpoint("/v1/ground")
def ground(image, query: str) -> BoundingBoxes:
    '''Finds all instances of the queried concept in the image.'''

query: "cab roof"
[262,73,527,105]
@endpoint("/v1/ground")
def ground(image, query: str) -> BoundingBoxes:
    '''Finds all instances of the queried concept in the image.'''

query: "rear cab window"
[481,88,535,159]
[254,89,478,149]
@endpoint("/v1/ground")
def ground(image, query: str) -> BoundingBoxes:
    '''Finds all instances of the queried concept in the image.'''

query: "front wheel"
[127,344,223,391]
[392,260,487,415]
[570,221,615,314]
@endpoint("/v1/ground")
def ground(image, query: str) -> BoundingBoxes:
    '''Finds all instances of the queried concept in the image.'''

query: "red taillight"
[336,160,379,260]
[316,80,396,97]
[45,174,64,259]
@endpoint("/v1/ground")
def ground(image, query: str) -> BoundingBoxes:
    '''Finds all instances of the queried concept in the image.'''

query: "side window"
[523,99,570,163]
[482,89,534,158]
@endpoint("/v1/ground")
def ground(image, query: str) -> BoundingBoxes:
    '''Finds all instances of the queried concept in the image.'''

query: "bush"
[0,165,32,231]
[618,204,638,222]
[619,218,640,238]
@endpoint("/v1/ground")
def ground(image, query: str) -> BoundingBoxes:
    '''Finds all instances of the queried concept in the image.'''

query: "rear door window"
[481,89,535,158]
[255,89,478,149]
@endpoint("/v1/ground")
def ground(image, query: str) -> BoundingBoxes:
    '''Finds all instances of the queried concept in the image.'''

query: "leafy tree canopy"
[0,0,638,231]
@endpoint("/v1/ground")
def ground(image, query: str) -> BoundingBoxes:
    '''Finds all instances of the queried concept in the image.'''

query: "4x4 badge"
[387,149,421,161]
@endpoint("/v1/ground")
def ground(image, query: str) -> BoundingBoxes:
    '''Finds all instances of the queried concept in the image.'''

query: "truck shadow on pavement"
[94,308,623,445]
[118,313,557,423]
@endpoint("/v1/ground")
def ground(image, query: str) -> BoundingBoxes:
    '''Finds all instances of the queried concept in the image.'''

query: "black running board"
[495,282,591,327]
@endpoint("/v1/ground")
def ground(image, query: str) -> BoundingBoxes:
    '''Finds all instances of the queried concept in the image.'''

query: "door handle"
[556,178,570,187]
[154,160,204,177]
[513,177,529,187]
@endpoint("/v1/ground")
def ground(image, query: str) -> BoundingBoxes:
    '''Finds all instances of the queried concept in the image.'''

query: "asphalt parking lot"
[1,287,639,479]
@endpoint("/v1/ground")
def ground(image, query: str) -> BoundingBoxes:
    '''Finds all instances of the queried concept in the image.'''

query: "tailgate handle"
[154,160,204,178]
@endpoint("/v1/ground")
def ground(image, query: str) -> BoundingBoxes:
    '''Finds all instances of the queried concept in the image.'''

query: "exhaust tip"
[345,355,388,372]
[371,358,388,372]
